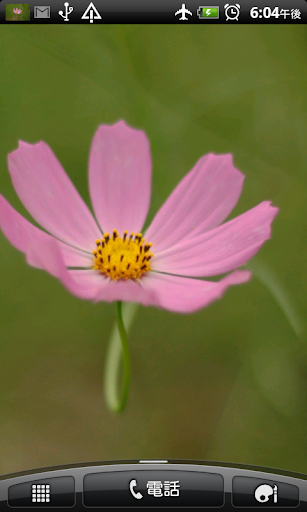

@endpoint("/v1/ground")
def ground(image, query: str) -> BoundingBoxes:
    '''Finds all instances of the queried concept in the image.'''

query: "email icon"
[34,6,50,18]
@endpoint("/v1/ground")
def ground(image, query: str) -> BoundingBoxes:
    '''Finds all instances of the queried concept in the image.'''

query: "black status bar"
[1,0,307,23]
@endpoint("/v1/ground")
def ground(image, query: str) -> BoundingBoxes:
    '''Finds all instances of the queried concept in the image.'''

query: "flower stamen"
[93,230,154,281]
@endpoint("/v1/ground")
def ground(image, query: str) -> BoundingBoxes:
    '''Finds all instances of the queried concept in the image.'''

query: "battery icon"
[197,6,219,18]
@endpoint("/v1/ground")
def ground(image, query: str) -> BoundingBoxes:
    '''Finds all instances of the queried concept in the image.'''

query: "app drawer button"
[8,476,75,507]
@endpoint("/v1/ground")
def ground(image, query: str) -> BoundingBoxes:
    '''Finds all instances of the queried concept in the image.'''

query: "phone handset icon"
[129,479,143,499]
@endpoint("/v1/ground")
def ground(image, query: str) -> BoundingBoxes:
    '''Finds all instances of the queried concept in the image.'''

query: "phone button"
[232,476,299,507]
[83,470,224,507]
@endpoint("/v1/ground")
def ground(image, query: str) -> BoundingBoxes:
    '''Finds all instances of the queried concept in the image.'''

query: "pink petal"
[58,266,159,304]
[138,269,252,313]
[57,268,251,313]
[25,236,159,304]
[26,239,102,300]
[1,202,252,312]
[88,120,152,236]
[22,233,251,312]
[0,195,93,269]
[7,141,102,251]
[145,154,244,253]
[152,201,278,277]
[87,273,159,305]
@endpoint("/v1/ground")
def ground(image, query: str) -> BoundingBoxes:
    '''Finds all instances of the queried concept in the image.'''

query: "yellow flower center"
[92,230,154,281]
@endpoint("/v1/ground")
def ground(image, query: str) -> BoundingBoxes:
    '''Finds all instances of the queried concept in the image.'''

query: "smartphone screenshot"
[0,0,306,510]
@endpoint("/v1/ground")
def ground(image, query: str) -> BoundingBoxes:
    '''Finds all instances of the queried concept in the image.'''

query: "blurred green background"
[0,25,307,476]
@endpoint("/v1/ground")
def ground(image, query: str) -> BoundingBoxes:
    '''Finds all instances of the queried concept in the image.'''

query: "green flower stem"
[104,301,139,413]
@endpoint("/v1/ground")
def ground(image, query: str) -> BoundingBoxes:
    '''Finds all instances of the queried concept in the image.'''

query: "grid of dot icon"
[31,484,50,503]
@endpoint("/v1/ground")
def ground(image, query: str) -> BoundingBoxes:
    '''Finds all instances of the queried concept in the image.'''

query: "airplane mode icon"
[175,3,192,20]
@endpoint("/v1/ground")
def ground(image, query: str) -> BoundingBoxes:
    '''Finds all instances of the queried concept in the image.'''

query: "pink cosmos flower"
[13,8,22,14]
[0,121,278,313]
